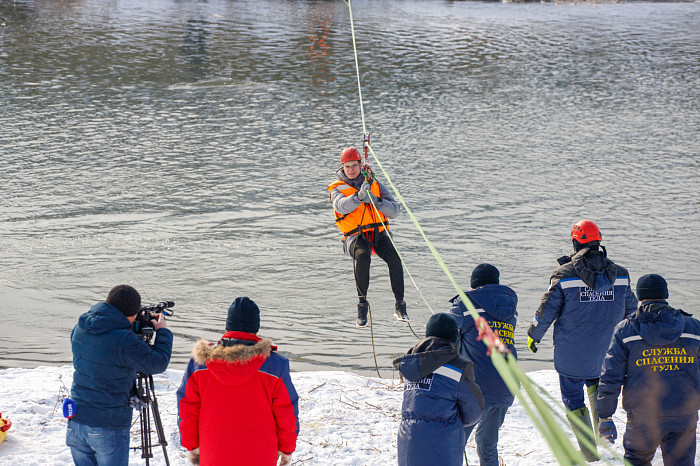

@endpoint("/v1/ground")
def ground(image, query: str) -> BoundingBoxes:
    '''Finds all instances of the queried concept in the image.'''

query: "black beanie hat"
[636,274,668,301]
[471,263,500,289]
[226,297,260,333]
[425,313,459,344]
[106,284,141,317]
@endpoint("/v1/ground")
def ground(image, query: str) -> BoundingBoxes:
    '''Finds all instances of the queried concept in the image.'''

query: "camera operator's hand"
[151,312,167,331]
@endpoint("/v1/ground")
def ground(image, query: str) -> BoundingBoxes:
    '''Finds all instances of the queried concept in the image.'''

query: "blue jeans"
[66,420,130,466]
[464,404,509,466]
[559,374,598,412]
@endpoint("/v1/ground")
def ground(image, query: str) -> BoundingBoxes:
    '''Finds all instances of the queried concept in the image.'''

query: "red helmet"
[340,147,362,164]
[571,219,602,244]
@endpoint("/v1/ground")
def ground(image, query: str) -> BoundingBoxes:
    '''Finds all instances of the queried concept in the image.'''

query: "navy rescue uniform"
[598,301,700,466]
[393,337,484,466]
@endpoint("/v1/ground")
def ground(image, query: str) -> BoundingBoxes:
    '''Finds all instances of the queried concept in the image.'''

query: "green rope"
[341,2,623,464]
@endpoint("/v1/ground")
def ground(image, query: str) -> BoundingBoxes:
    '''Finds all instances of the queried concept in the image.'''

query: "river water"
[1,0,698,375]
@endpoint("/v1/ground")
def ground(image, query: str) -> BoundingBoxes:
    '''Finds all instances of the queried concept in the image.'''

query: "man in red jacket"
[178,297,299,465]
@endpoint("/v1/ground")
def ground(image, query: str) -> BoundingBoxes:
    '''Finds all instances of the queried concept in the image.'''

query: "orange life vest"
[328,179,390,240]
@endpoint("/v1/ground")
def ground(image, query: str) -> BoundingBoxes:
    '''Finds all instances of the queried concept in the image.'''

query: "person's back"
[393,313,484,466]
[449,264,517,466]
[451,284,518,406]
[67,285,173,465]
[180,336,297,465]
[178,297,299,466]
[529,245,636,378]
[70,302,172,428]
[602,301,700,418]
[597,274,700,466]
[527,219,637,461]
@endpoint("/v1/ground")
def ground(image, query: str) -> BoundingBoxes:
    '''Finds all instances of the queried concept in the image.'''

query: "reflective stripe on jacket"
[393,337,484,466]
[328,179,389,239]
[528,248,637,379]
[598,302,700,419]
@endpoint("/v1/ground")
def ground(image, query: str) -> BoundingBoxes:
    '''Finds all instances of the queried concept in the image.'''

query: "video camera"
[133,301,175,343]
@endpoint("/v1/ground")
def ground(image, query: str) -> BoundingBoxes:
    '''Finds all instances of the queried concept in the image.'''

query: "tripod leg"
[148,375,170,466]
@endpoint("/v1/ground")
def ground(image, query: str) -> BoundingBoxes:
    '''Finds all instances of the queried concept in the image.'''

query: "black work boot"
[394,301,409,322]
[356,302,369,328]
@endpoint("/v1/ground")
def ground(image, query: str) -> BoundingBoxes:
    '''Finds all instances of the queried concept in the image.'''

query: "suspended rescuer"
[449,263,518,466]
[328,146,407,327]
[597,274,700,466]
[526,219,637,461]
[177,297,299,466]
[393,313,485,466]
[66,285,173,465]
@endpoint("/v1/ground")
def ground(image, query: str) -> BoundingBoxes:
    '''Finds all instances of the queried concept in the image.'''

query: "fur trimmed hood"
[191,333,274,387]
[192,337,273,366]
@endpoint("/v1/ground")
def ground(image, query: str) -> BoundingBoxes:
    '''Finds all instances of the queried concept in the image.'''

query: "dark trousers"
[559,374,599,412]
[623,413,698,466]
[463,404,510,466]
[349,232,404,303]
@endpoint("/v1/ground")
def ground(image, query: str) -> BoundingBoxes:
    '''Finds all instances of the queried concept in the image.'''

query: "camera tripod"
[134,372,169,466]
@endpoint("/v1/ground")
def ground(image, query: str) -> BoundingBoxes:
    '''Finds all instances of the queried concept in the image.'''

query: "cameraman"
[66,284,173,465]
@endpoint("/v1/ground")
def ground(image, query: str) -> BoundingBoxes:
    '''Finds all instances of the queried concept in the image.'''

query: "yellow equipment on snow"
[0,412,11,444]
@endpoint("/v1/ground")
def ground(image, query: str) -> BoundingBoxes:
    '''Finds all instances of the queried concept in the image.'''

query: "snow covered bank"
[0,366,695,465]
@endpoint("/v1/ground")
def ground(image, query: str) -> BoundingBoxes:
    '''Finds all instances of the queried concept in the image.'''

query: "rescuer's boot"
[356,302,369,328]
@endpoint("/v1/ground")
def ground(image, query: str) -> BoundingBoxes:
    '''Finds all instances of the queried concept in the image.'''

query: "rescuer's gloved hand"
[527,336,540,353]
[599,418,617,444]
[357,181,377,204]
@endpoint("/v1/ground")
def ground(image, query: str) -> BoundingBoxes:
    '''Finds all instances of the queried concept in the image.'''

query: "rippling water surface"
[1,0,699,373]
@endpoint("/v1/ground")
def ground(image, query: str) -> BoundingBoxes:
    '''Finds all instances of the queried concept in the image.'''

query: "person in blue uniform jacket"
[393,313,484,466]
[526,219,637,461]
[449,263,517,466]
[597,274,700,466]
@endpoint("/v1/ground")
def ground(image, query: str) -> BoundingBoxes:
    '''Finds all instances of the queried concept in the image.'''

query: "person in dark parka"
[597,274,700,466]
[527,219,637,461]
[393,313,484,466]
[450,263,517,466]
[67,285,173,465]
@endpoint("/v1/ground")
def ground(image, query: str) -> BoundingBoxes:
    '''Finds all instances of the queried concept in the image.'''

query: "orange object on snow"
[0,412,11,444]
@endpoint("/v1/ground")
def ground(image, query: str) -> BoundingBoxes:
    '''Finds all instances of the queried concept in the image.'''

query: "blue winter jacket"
[450,284,518,407]
[528,247,637,379]
[70,302,173,429]
[598,301,700,419]
[393,337,484,466]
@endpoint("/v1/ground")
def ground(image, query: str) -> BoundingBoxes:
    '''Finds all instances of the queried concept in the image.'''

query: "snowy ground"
[0,366,696,465]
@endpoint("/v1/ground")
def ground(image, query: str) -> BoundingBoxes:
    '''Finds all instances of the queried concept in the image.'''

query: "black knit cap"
[226,297,260,333]
[471,263,500,289]
[425,313,459,344]
[636,274,668,301]
[106,284,141,317]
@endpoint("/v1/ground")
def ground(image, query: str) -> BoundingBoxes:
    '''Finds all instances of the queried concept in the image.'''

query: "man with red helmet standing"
[527,219,637,461]
[328,146,407,327]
